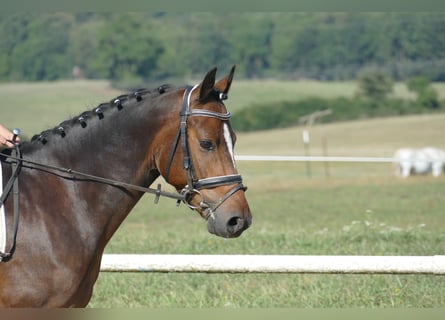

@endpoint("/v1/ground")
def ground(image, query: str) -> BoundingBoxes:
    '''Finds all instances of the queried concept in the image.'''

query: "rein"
[0,148,185,263]
[0,151,186,203]
[0,144,22,262]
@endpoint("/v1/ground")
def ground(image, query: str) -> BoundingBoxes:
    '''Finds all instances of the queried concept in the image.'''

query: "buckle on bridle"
[179,187,211,214]
[178,178,247,221]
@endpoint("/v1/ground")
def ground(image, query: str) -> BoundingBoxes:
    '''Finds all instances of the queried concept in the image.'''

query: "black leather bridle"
[164,85,247,219]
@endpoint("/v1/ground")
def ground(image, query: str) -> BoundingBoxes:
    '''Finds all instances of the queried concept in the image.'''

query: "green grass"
[2,79,445,136]
[1,80,445,307]
[90,176,445,307]
[236,113,445,157]
[89,274,444,307]
[0,80,122,137]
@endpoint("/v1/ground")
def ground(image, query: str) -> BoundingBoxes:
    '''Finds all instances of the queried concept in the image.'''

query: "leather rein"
[0,145,22,262]
[0,85,246,261]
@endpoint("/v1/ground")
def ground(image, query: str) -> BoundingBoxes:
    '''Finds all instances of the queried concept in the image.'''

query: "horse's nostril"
[207,214,250,238]
[226,216,246,236]
[228,216,242,227]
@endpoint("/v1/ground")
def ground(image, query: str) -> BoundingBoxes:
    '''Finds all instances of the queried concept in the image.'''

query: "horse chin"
[206,210,251,238]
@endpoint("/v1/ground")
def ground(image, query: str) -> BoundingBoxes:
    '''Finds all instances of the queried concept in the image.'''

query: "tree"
[357,70,394,101]
[68,19,104,79]
[407,76,440,109]
[91,14,165,81]
[7,14,74,81]
[3,13,445,82]
[227,13,275,78]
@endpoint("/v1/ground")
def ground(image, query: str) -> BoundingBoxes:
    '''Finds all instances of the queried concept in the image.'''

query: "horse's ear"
[199,67,217,101]
[215,65,236,94]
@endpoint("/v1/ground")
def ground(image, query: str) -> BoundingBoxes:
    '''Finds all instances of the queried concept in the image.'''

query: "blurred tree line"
[1,12,445,83]
[232,70,443,132]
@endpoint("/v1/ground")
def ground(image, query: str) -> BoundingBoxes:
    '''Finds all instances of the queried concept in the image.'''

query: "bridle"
[164,85,247,220]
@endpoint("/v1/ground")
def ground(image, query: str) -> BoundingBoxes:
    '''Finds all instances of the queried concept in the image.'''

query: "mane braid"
[23,84,175,149]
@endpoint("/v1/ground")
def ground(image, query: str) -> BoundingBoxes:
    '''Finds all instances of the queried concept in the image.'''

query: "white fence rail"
[101,254,445,275]
[100,155,443,275]
[235,155,396,163]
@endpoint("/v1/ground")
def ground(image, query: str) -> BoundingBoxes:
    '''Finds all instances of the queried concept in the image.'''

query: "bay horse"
[0,66,251,307]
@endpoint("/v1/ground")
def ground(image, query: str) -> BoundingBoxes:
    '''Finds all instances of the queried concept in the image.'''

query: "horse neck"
[20,91,180,243]
[31,93,181,180]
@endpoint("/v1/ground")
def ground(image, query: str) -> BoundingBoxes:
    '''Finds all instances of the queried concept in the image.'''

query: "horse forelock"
[192,89,230,116]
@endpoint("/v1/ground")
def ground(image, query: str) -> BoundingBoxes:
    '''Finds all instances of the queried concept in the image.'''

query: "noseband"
[164,85,247,219]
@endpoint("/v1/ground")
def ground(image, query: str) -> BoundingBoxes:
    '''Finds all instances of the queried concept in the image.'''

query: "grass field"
[2,79,445,136]
[1,80,445,307]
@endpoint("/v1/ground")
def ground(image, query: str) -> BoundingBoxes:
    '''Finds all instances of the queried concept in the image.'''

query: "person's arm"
[0,124,20,147]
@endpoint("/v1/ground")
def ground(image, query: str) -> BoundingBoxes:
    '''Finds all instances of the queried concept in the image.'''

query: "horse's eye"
[199,140,215,151]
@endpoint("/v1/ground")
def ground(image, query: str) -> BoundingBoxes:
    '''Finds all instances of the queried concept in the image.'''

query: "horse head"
[157,66,252,238]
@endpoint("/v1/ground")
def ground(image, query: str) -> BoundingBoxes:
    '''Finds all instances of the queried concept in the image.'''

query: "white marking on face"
[223,123,236,167]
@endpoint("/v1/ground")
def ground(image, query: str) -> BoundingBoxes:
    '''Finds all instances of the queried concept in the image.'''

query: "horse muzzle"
[180,180,252,238]
[206,207,252,238]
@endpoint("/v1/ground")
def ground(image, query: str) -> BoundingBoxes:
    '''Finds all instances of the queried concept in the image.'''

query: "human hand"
[0,124,20,148]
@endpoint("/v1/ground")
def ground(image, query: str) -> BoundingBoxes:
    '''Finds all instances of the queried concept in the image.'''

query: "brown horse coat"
[0,67,251,307]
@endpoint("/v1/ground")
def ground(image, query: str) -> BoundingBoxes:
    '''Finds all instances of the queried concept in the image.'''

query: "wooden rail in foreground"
[101,254,445,275]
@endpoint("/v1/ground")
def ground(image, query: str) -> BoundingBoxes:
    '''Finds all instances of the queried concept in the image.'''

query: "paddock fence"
[100,254,445,275]
[100,155,443,275]
[235,155,397,163]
